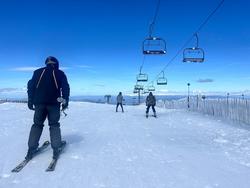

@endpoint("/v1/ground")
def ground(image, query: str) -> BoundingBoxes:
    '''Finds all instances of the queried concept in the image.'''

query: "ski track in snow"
[0,102,250,188]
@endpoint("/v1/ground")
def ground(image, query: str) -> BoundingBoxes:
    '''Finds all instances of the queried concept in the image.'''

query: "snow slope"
[0,102,250,188]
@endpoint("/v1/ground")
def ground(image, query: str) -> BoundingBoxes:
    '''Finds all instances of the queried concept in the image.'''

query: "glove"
[28,100,35,110]
[62,100,68,111]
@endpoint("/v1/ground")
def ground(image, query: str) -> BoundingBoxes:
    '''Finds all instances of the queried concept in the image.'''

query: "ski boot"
[146,113,148,118]
[25,148,37,160]
[53,141,66,159]
[153,112,157,118]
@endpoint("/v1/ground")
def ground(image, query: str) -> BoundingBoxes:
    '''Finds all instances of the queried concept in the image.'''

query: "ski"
[146,115,157,118]
[11,141,50,173]
[46,141,66,172]
[46,159,58,172]
[11,159,30,173]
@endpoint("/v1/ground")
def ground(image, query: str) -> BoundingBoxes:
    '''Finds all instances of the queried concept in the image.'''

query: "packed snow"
[0,102,250,188]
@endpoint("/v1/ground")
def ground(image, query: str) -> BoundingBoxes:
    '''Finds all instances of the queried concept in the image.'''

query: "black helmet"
[45,56,59,65]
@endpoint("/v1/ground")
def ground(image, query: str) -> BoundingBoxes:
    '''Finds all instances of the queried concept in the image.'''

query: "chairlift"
[147,83,155,92]
[137,73,148,82]
[148,86,155,92]
[137,66,148,82]
[143,37,166,55]
[133,89,139,94]
[143,89,149,94]
[135,84,143,90]
[183,33,204,63]
[157,71,167,85]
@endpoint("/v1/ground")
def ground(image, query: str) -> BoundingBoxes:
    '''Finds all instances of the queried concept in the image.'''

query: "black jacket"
[27,65,70,105]
[146,94,156,106]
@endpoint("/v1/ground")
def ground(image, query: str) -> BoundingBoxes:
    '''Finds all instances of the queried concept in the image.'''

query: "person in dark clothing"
[146,92,157,118]
[116,92,124,112]
[26,56,70,160]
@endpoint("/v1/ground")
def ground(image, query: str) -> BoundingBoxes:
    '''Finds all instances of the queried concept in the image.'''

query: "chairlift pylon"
[157,71,167,85]
[183,33,204,63]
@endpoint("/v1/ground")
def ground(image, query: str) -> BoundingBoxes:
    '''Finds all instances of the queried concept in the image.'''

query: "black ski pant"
[146,105,156,114]
[116,103,124,112]
[27,104,61,151]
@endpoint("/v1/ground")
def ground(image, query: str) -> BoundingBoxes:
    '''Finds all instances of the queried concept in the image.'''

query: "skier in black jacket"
[146,92,157,118]
[25,56,70,160]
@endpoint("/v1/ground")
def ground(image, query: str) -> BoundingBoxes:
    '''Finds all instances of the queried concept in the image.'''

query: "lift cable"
[136,0,162,86]
[143,0,225,88]
[149,0,161,38]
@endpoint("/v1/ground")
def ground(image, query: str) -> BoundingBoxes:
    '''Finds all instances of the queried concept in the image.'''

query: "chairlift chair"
[183,47,204,63]
[147,83,155,92]
[157,71,167,85]
[133,89,139,94]
[183,33,204,63]
[135,84,143,90]
[143,37,166,55]
[137,73,148,82]
[148,86,155,92]
[143,89,149,94]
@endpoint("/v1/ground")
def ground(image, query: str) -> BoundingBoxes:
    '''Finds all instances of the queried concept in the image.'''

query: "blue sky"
[0,0,249,97]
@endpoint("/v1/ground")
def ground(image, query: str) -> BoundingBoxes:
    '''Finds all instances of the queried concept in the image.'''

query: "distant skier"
[146,92,157,118]
[116,92,124,112]
[25,56,70,160]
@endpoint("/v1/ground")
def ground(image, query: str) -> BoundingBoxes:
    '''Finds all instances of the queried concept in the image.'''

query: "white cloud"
[76,65,97,73]
[197,79,214,83]
[0,88,19,93]
[240,76,250,80]
[77,65,93,69]
[93,84,105,87]
[0,87,26,93]
[0,87,26,99]
[60,67,71,70]
[10,66,70,72]
[10,67,39,72]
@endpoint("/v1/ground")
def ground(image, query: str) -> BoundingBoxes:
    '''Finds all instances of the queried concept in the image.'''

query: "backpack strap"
[52,70,59,90]
[36,69,46,88]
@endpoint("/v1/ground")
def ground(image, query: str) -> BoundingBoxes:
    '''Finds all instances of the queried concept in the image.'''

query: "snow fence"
[157,97,250,125]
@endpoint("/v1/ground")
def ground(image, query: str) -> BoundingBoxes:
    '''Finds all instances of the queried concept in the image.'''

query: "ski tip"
[46,159,57,172]
[45,168,54,172]
[11,168,21,173]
